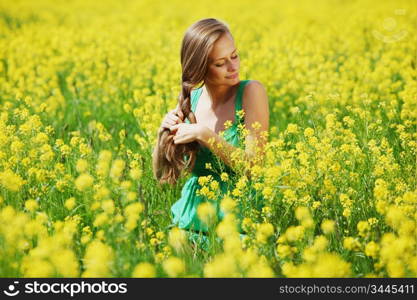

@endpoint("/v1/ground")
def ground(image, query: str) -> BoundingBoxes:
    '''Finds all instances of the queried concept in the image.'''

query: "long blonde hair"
[153,18,232,185]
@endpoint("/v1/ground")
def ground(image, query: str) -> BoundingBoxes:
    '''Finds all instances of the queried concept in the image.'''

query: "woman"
[152,18,269,249]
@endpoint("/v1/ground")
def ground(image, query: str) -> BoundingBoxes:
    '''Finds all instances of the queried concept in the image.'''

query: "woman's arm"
[198,80,269,176]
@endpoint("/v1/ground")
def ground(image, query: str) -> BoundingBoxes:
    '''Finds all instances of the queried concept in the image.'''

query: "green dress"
[170,80,259,248]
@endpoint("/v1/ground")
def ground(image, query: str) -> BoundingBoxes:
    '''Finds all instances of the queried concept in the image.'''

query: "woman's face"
[205,32,240,86]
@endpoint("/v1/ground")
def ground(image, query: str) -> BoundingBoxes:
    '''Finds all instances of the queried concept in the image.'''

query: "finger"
[170,124,180,132]
[176,110,184,120]
[165,118,176,125]
[168,115,180,123]
[162,121,172,128]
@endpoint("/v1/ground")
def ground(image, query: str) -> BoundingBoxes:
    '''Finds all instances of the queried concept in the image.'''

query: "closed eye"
[215,54,238,67]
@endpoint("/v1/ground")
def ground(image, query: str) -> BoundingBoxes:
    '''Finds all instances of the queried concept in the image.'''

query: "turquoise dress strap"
[192,88,203,109]
[236,79,250,112]
[186,88,203,124]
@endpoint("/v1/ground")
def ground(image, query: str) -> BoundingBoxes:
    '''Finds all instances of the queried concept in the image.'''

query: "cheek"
[208,67,225,79]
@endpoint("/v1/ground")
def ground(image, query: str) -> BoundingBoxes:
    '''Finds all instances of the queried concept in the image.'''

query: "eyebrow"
[214,48,237,62]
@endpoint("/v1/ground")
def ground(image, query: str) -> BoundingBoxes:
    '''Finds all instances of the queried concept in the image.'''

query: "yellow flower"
[357,220,370,237]
[220,195,236,213]
[75,173,94,191]
[0,169,26,192]
[76,159,88,173]
[156,231,165,240]
[126,191,137,201]
[312,201,321,209]
[129,167,142,180]
[242,217,253,232]
[210,180,219,191]
[168,227,188,253]
[224,120,233,130]
[236,109,245,120]
[385,206,406,231]
[246,261,275,278]
[50,249,80,277]
[251,121,262,131]
[386,259,405,277]
[343,237,361,251]
[216,214,239,239]
[204,253,239,277]
[312,253,351,277]
[220,172,229,182]
[110,159,125,182]
[120,180,132,190]
[343,207,351,218]
[21,259,54,277]
[145,227,154,236]
[154,252,165,264]
[198,175,211,186]
[236,176,248,190]
[286,123,299,134]
[295,206,310,221]
[124,202,144,216]
[277,244,293,258]
[321,219,335,234]
[295,206,314,228]
[262,206,272,218]
[197,202,216,226]
[25,199,39,212]
[65,197,76,210]
[162,257,185,277]
[304,127,314,137]
[101,199,115,214]
[262,186,273,199]
[150,238,159,246]
[256,223,274,244]
[365,241,379,258]
[81,240,114,277]
[285,226,305,242]
[93,213,109,227]
[132,262,156,278]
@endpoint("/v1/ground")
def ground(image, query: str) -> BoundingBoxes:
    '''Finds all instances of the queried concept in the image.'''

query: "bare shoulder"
[246,79,266,91]
[242,80,269,108]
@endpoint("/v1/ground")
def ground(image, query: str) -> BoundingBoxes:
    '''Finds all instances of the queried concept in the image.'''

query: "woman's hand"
[169,123,208,144]
[159,108,184,133]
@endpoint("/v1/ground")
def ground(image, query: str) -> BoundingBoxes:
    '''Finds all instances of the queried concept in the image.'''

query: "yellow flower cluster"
[124,202,144,231]
[0,169,26,192]
[82,239,114,277]
[204,213,275,277]
[196,175,220,200]
[282,235,351,277]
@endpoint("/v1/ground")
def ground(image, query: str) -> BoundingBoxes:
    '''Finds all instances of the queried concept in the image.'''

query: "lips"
[227,73,238,79]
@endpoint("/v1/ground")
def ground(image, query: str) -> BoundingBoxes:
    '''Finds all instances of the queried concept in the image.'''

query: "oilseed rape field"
[0,0,416,278]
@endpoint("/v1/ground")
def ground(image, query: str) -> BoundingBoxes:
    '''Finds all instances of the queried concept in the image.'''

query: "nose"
[227,60,238,72]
